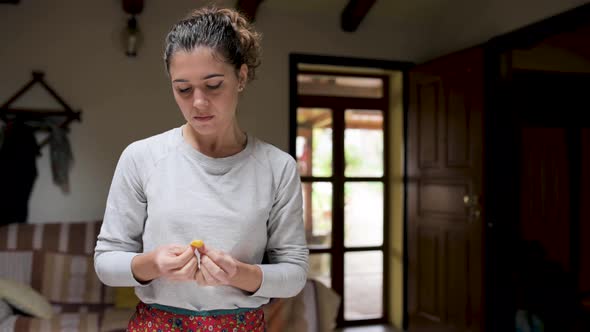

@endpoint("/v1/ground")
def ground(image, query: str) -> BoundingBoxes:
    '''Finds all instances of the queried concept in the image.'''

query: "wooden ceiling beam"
[236,0,264,22]
[341,0,377,32]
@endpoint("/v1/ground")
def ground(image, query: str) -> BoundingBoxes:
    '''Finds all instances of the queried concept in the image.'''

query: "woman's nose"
[193,90,209,108]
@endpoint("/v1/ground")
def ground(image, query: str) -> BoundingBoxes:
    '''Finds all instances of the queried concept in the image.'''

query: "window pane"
[345,251,383,320]
[297,74,383,98]
[345,110,384,177]
[345,182,383,247]
[297,108,333,177]
[308,254,331,288]
[302,182,332,247]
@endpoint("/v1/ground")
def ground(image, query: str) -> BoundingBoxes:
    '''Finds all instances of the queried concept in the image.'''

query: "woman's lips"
[194,115,214,122]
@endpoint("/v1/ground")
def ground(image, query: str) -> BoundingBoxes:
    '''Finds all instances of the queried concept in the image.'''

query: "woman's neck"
[183,123,247,158]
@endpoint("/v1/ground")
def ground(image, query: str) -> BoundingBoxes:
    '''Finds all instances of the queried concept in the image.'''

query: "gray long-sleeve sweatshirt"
[94,126,309,311]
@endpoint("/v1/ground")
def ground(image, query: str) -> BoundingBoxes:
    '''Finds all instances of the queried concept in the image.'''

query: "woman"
[94,7,308,331]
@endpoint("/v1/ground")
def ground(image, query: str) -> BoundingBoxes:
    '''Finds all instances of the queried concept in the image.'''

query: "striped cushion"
[12,312,101,332]
[0,221,132,331]
[0,221,102,255]
[0,220,107,310]
[0,251,103,307]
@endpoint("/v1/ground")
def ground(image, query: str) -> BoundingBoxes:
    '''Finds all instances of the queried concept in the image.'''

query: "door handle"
[463,194,479,207]
[463,194,481,222]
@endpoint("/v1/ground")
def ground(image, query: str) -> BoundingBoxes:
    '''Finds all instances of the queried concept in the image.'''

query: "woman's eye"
[206,82,223,90]
[178,87,192,93]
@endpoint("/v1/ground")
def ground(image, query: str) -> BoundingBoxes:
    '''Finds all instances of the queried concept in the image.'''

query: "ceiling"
[261,0,447,20]
[3,0,588,61]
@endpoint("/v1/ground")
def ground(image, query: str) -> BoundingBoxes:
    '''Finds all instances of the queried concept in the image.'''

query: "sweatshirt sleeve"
[94,143,149,287]
[251,157,309,298]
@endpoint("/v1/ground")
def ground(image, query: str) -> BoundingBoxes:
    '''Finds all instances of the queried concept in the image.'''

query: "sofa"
[0,220,340,331]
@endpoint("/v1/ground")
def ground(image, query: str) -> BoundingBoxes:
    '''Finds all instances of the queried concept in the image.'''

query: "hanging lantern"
[122,0,144,57]
[123,0,143,14]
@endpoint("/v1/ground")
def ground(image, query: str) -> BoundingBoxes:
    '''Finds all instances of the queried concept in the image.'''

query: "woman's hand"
[154,244,198,281]
[195,244,238,286]
[195,245,262,293]
[131,244,197,283]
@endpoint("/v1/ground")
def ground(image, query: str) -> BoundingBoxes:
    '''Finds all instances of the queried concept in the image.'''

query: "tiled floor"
[336,324,396,332]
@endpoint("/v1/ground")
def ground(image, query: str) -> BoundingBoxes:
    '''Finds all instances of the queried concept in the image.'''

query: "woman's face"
[169,46,247,136]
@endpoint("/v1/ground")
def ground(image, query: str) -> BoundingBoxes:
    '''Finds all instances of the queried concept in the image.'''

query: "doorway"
[486,12,590,330]
[509,70,590,331]
[289,54,412,329]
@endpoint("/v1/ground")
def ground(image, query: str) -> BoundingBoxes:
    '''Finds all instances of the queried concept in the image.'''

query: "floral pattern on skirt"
[127,302,265,332]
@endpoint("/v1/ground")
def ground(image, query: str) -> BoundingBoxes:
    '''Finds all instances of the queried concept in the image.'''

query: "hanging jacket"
[0,121,38,224]
[48,121,73,193]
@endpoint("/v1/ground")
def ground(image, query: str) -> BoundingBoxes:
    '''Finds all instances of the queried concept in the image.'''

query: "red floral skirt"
[127,302,265,332]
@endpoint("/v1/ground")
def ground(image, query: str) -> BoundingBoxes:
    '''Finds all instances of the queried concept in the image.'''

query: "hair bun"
[164,7,262,82]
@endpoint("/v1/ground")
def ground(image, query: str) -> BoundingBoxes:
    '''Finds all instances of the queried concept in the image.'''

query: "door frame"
[482,3,590,331]
[289,53,414,156]
[288,53,413,328]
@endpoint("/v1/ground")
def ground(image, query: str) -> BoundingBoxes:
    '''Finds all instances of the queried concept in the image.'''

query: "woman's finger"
[181,257,198,278]
[196,243,209,256]
[195,270,211,286]
[168,256,197,280]
[168,245,187,254]
[201,256,229,284]
[175,246,195,264]
[203,251,238,279]
[200,261,222,286]
[163,246,194,271]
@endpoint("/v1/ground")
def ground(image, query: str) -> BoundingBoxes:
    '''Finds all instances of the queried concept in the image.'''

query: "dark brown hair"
[163,7,262,82]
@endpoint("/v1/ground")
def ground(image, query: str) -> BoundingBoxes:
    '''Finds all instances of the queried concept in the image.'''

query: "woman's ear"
[238,64,248,90]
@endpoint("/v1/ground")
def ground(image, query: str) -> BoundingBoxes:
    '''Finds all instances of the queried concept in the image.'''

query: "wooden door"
[580,129,590,295]
[509,71,590,296]
[519,127,571,271]
[581,128,590,293]
[408,47,485,332]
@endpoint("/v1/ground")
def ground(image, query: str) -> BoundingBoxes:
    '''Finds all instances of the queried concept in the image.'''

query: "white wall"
[0,0,424,223]
[0,0,587,222]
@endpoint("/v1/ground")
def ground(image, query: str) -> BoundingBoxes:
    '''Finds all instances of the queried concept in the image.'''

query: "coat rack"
[0,71,82,147]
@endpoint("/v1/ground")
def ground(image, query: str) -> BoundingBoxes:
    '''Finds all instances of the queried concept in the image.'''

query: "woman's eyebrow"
[172,74,224,83]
